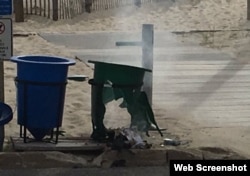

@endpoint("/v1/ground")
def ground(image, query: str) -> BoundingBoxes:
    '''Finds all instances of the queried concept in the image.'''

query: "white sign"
[0,18,12,60]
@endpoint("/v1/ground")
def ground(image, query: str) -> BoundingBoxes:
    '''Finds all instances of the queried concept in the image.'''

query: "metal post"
[0,60,4,151]
[142,24,153,105]
[0,60,4,102]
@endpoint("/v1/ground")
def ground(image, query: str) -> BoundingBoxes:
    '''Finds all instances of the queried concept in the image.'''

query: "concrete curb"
[0,151,88,169]
[0,147,247,169]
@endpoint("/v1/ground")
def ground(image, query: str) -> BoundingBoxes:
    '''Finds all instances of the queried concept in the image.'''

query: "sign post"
[0,0,12,151]
[0,0,13,103]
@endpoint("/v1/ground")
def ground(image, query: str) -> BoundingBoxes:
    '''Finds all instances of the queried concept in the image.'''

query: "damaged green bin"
[88,60,162,141]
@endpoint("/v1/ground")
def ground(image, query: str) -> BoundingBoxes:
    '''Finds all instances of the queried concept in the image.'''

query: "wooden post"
[248,0,250,20]
[13,0,24,22]
[142,24,153,105]
[52,0,59,21]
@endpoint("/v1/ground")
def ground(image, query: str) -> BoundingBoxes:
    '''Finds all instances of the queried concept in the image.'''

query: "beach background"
[3,0,250,157]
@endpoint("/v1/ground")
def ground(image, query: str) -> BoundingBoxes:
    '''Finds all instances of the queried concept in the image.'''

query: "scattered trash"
[108,127,152,150]
[163,138,181,146]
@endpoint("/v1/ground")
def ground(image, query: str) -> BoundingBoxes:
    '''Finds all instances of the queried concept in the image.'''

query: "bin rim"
[0,102,13,126]
[88,60,152,72]
[10,55,76,65]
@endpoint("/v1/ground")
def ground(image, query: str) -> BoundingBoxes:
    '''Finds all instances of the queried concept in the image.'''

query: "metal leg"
[89,80,107,141]
[16,78,67,143]
[23,126,27,143]
[20,125,23,138]
[50,128,54,140]
[23,82,28,143]
[55,127,59,144]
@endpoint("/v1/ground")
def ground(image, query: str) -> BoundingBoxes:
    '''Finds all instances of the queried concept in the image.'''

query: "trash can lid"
[88,60,152,72]
[10,55,76,65]
[0,102,13,126]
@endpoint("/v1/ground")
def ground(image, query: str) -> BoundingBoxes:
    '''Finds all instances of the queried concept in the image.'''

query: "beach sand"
[3,0,250,157]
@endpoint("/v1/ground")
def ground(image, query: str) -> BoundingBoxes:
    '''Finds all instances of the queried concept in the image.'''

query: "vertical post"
[0,59,4,151]
[52,0,59,21]
[0,60,3,152]
[13,0,24,22]
[142,24,153,105]
[0,60,5,151]
[134,0,141,7]
[0,61,4,102]
[248,0,250,20]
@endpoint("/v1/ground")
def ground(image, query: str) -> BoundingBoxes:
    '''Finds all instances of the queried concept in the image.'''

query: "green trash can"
[88,61,162,141]
[90,60,149,85]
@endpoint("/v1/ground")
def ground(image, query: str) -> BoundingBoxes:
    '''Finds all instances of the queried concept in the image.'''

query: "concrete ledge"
[166,148,203,162]
[199,147,248,160]
[94,149,168,168]
[0,152,87,169]
[0,147,246,169]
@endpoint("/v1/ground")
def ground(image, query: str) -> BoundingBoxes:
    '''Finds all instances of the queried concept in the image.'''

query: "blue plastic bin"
[0,102,13,151]
[11,55,75,140]
[0,102,13,126]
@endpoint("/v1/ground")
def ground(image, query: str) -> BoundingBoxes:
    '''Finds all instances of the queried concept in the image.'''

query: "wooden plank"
[30,0,33,14]
[14,0,25,22]
[61,0,64,18]
[248,0,250,20]
[71,0,76,18]
[39,0,42,16]
[11,137,105,152]
[65,0,69,19]
[60,0,63,19]
[74,0,77,15]
[26,0,28,14]
[34,0,37,14]
[48,0,51,18]
[52,0,58,20]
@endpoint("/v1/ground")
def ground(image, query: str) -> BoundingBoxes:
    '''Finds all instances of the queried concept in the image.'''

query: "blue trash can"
[0,102,13,151]
[11,55,75,141]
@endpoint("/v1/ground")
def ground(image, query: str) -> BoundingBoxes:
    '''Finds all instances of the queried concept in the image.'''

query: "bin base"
[20,126,60,144]
[10,136,105,152]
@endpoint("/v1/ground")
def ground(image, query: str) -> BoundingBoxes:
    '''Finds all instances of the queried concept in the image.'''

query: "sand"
[2,0,250,157]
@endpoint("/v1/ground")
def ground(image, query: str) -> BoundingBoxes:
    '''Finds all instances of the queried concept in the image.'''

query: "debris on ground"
[163,138,181,146]
[107,128,152,150]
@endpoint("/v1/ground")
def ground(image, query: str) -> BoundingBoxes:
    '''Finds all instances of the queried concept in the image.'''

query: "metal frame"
[15,77,67,144]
